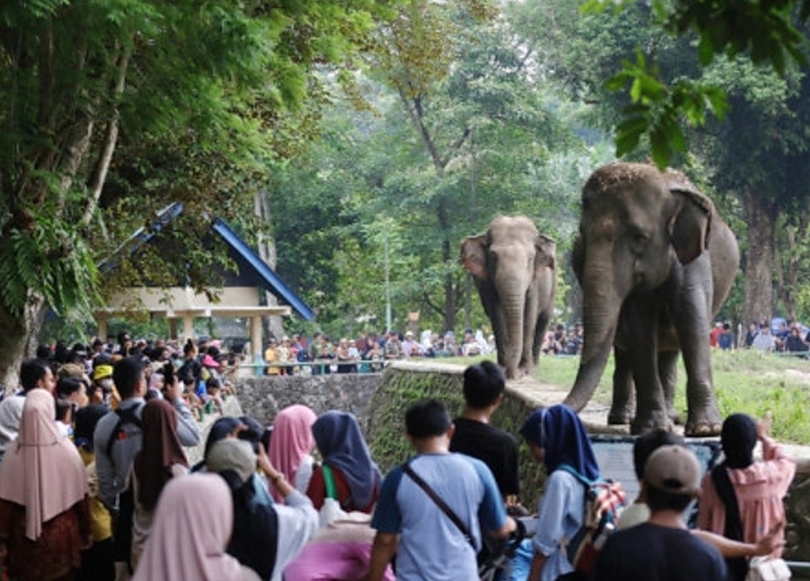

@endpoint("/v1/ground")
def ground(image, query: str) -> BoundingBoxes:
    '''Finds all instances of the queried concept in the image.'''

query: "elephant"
[461,216,556,379]
[563,162,740,436]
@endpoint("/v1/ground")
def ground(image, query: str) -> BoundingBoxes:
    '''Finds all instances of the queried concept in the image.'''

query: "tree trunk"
[437,195,456,333]
[0,298,47,393]
[742,190,777,326]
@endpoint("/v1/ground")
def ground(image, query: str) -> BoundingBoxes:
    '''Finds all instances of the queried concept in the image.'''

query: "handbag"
[745,556,792,581]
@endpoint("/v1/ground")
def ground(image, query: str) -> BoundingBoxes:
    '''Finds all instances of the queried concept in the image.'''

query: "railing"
[238,359,390,375]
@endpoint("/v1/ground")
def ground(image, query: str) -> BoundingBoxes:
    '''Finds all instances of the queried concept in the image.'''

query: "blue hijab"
[520,404,599,480]
[312,411,382,509]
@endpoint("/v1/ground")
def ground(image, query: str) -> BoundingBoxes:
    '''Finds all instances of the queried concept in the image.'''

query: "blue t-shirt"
[371,453,507,581]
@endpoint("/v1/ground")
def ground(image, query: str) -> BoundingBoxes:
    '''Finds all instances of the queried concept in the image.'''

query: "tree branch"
[82,48,130,226]
[422,291,445,319]
[439,127,470,169]
[397,88,445,174]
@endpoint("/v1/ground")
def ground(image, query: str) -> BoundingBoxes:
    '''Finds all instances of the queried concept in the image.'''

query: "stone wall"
[234,362,810,560]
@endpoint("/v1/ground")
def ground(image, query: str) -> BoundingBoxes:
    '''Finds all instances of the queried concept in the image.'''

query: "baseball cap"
[644,445,701,496]
[206,438,256,484]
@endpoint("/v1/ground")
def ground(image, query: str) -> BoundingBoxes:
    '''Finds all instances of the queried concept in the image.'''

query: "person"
[0,389,92,581]
[698,413,796,580]
[75,404,115,581]
[517,404,602,581]
[593,445,729,581]
[751,323,777,352]
[207,438,319,581]
[265,339,281,376]
[336,338,358,373]
[718,323,735,350]
[93,356,200,575]
[365,399,515,581]
[130,473,262,581]
[710,321,724,347]
[268,404,318,502]
[620,429,785,560]
[130,398,190,569]
[783,325,809,355]
[449,361,520,507]
[306,411,382,514]
[0,359,56,464]
[745,322,759,347]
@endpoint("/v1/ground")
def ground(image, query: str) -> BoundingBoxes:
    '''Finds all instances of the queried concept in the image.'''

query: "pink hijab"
[0,388,87,540]
[132,473,245,581]
[268,404,317,502]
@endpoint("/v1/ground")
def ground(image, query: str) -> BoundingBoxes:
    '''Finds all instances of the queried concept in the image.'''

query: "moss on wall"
[365,362,547,508]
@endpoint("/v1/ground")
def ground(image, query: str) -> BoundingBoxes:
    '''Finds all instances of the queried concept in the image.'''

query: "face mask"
[99,378,113,391]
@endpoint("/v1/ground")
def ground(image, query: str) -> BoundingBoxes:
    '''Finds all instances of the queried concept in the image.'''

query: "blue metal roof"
[99,203,313,321]
[212,217,314,321]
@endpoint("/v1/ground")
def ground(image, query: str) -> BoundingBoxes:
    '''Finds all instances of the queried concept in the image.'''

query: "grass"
[448,349,810,444]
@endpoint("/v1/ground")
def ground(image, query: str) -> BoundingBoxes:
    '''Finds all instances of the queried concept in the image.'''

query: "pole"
[385,230,392,331]
[464,125,476,331]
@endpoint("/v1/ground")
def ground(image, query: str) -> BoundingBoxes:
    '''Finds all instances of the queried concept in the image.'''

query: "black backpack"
[104,405,143,459]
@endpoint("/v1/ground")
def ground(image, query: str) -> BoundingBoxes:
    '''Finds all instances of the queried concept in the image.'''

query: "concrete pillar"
[97,316,108,342]
[250,315,264,377]
[182,313,194,342]
[168,318,178,340]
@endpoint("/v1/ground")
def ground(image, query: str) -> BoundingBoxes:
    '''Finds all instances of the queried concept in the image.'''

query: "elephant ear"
[534,234,556,277]
[667,174,714,265]
[460,235,488,280]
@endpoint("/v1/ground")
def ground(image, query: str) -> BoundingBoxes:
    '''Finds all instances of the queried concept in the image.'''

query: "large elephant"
[563,162,740,436]
[461,216,556,379]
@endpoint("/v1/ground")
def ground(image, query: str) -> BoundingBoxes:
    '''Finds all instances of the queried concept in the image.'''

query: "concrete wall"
[233,362,810,560]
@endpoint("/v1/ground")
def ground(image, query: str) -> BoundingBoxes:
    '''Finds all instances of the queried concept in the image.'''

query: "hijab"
[131,474,247,581]
[0,389,88,539]
[209,439,279,581]
[721,413,757,469]
[312,411,381,510]
[520,404,600,480]
[74,404,109,452]
[133,398,188,511]
[268,404,317,502]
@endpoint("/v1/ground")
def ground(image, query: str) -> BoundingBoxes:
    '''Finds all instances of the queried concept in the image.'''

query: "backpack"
[104,404,143,459]
[558,464,627,575]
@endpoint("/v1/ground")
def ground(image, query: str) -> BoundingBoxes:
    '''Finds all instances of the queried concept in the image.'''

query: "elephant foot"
[607,406,632,425]
[630,410,673,435]
[684,410,722,437]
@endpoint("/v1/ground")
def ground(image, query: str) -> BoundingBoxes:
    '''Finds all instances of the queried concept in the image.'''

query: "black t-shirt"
[449,417,519,498]
[594,523,729,581]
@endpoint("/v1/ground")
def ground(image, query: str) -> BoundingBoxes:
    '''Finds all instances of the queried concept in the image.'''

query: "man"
[450,362,520,506]
[0,359,56,463]
[751,323,777,353]
[93,356,200,573]
[594,445,728,581]
[366,399,515,581]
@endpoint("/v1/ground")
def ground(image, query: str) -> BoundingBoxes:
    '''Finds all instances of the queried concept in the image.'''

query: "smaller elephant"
[461,216,556,379]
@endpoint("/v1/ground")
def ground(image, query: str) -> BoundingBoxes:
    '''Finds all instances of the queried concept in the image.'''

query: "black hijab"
[721,413,757,469]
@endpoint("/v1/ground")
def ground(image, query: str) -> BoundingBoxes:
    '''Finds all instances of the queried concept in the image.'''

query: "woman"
[192,416,246,472]
[268,404,318,502]
[0,389,91,581]
[305,411,381,514]
[131,474,262,581]
[130,398,189,569]
[517,405,601,581]
[208,438,318,581]
[698,413,796,581]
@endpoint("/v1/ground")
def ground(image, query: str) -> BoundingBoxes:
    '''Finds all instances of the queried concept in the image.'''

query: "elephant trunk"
[499,290,526,379]
[564,261,625,411]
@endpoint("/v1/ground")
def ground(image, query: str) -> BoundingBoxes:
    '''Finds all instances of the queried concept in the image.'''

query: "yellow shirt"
[79,447,113,542]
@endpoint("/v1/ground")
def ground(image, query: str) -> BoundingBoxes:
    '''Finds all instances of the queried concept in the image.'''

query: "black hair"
[36,345,52,360]
[56,376,85,400]
[113,356,144,398]
[646,485,694,513]
[206,376,222,391]
[633,430,684,480]
[462,361,505,409]
[55,398,73,423]
[183,339,196,356]
[405,399,451,438]
[20,358,51,392]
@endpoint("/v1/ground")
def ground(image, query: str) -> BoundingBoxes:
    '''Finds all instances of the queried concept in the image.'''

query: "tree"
[0,0,398,387]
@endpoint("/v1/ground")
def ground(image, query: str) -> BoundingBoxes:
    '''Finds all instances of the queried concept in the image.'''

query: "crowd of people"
[0,340,797,581]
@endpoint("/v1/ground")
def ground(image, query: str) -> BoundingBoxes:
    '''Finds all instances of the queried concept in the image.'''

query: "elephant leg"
[608,346,633,425]
[658,350,680,424]
[625,298,672,435]
[674,256,722,436]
